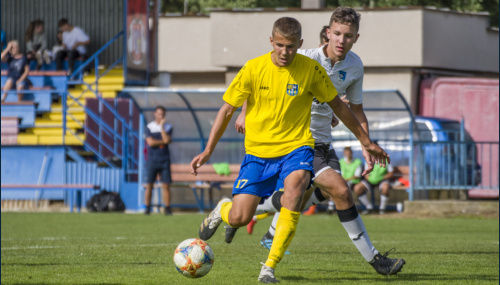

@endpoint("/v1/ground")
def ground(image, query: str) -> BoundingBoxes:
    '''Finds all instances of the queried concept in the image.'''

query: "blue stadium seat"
[1,102,36,127]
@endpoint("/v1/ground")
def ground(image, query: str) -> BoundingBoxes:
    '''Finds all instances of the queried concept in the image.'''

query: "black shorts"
[145,160,171,184]
[312,143,340,180]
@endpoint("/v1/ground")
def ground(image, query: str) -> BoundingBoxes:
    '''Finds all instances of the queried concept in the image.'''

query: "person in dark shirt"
[1,40,31,102]
[144,106,173,215]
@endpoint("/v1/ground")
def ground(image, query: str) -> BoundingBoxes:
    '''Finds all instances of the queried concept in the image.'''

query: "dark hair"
[56,31,63,45]
[155,106,166,113]
[272,17,301,39]
[343,146,352,152]
[329,7,361,32]
[58,18,69,28]
[25,19,44,42]
[319,25,329,45]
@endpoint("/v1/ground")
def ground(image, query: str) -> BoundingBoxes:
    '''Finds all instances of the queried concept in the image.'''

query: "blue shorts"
[6,76,31,89]
[145,160,171,184]
[232,146,314,198]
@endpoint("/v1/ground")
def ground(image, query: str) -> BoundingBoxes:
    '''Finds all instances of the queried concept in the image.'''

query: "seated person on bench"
[1,40,31,102]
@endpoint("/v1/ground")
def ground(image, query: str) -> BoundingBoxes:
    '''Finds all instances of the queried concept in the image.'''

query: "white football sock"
[268,212,280,236]
[255,193,280,215]
[341,215,379,262]
[380,194,389,211]
[357,193,373,210]
[327,200,335,211]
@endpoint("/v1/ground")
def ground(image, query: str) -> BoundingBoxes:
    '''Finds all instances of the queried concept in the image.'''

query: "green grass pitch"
[1,212,498,284]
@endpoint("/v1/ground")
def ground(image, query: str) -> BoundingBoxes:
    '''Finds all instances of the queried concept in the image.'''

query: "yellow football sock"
[265,207,300,269]
[256,213,272,220]
[220,201,233,227]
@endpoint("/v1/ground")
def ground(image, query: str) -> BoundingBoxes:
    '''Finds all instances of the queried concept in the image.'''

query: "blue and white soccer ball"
[173,238,214,278]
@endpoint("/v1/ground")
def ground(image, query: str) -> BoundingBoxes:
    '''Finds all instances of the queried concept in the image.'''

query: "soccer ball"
[173,238,214,278]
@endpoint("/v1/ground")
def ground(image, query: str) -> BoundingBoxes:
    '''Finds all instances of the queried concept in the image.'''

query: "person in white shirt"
[55,18,90,75]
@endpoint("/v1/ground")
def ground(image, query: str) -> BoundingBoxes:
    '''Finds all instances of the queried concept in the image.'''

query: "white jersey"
[298,46,364,143]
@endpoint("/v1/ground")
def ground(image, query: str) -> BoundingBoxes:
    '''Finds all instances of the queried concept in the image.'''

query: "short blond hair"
[272,17,301,39]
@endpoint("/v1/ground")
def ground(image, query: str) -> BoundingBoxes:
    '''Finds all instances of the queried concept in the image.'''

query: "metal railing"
[413,141,499,191]
[62,30,139,179]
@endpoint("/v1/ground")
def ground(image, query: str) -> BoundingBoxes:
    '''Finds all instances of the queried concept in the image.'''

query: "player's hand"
[189,152,211,176]
[361,148,375,176]
[331,114,340,128]
[235,113,245,134]
[159,118,166,126]
[341,95,349,105]
[364,142,390,168]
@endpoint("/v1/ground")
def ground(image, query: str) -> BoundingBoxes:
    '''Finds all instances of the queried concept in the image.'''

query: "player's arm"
[159,119,171,144]
[190,102,237,175]
[382,164,394,180]
[327,96,390,167]
[235,101,247,134]
[350,102,374,175]
[145,136,165,147]
[17,64,30,85]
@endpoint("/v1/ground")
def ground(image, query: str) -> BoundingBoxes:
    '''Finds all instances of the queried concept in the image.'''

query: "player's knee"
[228,211,252,227]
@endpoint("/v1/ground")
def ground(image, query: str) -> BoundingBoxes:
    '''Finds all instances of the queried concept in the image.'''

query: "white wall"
[158,17,226,72]
[157,7,499,89]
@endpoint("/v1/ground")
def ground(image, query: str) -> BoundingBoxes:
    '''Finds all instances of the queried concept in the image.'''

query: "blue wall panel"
[1,146,66,200]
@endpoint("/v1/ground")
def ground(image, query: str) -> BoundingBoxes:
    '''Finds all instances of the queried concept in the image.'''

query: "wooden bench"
[1,184,100,213]
[157,163,240,212]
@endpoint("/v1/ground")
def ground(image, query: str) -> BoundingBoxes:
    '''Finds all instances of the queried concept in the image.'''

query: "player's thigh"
[159,160,172,184]
[230,193,262,225]
[355,180,370,194]
[144,162,160,184]
[232,154,281,198]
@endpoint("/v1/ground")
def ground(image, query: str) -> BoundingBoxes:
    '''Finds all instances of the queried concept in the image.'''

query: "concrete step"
[403,200,499,217]
[1,200,50,211]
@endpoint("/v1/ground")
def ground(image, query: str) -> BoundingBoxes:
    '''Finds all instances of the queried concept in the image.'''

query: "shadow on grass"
[2,262,159,266]
[9,283,124,285]
[281,270,499,283]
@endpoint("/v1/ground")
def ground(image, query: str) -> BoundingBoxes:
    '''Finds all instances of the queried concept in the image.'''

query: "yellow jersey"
[223,52,338,157]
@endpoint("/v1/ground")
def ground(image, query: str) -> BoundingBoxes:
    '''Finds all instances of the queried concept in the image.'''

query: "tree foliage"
[161,0,498,27]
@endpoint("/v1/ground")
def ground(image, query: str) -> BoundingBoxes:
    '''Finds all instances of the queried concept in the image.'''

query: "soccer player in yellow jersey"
[190,17,390,283]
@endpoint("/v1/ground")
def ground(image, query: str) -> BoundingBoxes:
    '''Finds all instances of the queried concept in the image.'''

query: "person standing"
[191,17,389,283]
[56,18,90,75]
[144,106,173,215]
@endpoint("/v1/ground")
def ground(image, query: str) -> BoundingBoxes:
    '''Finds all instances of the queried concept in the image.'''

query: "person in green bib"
[340,146,363,188]
[327,146,363,214]
[354,146,394,214]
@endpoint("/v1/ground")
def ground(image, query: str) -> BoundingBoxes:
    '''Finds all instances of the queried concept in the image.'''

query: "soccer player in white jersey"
[230,7,406,276]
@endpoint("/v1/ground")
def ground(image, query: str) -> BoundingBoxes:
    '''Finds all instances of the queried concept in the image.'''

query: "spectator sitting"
[56,18,90,76]
[353,159,394,215]
[50,31,65,60]
[1,40,31,102]
[25,19,50,70]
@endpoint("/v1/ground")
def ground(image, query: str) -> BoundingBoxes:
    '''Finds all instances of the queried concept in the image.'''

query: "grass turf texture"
[1,212,498,284]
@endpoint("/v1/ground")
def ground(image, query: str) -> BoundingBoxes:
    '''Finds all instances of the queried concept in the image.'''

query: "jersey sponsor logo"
[338,70,347,82]
[300,162,310,166]
[259,85,269,90]
[286,84,299,96]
